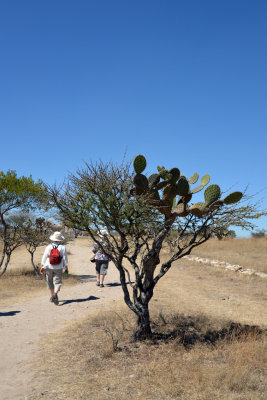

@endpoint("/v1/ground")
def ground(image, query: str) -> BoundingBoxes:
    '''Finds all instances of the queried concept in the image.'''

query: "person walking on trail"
[92,229,110,288]
[40,231,68,305]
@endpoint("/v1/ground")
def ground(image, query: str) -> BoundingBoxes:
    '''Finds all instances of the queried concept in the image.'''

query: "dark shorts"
[95,260,109,275]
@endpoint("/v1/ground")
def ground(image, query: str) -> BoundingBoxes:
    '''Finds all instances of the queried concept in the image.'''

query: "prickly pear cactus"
[204,184,221,206]
[132,154,243,220]
[190,185,204,194]
[163,184,177,203]
[133,155,147,174]
[188,172,199,185]
[133,174,148,190]
[189,202,207,217]
[148,174,160,189]
[223,191,243,205]
[201,174,210,186]
[177,193,192,204]
[156,181,168,190]
[168,168,180,183]
[157,166,171,180]
[175,176,190,196]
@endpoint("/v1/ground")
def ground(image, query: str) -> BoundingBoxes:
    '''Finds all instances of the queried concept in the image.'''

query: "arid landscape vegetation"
[1,236,266,400]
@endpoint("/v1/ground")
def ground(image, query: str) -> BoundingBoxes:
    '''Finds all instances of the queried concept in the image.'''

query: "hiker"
[40,231,68,305]
[92,229,110,288]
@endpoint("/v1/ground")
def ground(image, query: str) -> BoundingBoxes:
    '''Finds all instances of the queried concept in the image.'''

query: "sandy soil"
[0,239,123,400]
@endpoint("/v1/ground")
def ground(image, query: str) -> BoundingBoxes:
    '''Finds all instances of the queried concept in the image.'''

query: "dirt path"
[0,241,123,400]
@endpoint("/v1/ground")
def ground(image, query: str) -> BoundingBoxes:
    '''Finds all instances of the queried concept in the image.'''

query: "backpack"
[49,245,62,265]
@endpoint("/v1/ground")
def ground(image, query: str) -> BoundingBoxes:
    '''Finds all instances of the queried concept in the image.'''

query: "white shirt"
[41,242,68,270]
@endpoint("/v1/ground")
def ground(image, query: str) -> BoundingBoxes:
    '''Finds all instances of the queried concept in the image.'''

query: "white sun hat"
[99,229,109,238]
[49,231,65,242]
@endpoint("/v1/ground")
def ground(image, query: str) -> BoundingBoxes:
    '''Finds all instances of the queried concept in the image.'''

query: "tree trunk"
[30,251,41,278]
[0,253,10,276]
[134,305,152,339]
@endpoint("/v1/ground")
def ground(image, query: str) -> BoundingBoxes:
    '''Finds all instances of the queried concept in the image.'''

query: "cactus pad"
[175,177,190,196]
[223,191,243,205]
[133,155,147,174]
[201,174,210,186]
[190,185,204,194]
[163,184,177,201]
[148,173,160,189]
[156,180,168,190]
[189,202,206,217]
[204,184,221,206]
[169,168,180,183]
[157,166,171,180]
[189,172,199,185]
[133,174,148,190]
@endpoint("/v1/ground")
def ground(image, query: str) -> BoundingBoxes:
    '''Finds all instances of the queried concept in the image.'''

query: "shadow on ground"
[76,274,96,281]
[150,313,266,348]
[59,295,100,306]
[0,311,21,317]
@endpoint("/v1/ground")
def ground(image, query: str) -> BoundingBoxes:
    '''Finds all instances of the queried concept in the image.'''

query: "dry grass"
[29,248,267,400]
[0,267,81,305]
[189,237,267,274]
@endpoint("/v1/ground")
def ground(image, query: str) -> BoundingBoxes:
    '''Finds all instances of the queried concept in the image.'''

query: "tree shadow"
[59,295,100,306]
[105,281,133,287]
[76,274,96,281]
[0,310,21,317]
[150,313,265,348]
[105,282,122,287]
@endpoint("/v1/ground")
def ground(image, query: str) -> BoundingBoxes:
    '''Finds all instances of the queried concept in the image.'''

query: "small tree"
[0,170,48,276]
[48,157,265,339]
[22,217,53,276]
[251,229,266,238]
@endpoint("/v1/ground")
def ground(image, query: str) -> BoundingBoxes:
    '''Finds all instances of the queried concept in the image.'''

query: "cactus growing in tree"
[130,155,246,223]
[49,155,264,341]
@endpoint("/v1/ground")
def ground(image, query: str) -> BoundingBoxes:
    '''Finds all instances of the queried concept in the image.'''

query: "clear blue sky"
[1,0,266,236]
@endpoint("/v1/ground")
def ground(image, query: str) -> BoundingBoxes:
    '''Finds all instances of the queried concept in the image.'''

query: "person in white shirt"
[92,229,110,288]
[40,231,68,305]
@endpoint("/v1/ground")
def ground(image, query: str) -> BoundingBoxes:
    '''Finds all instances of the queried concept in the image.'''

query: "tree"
[48,157,265,339]
[22,216,53,276]
[0,170,48,276]
[251,229,267,238]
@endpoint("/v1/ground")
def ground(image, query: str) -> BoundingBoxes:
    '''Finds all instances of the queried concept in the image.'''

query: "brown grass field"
[20,237,267,400]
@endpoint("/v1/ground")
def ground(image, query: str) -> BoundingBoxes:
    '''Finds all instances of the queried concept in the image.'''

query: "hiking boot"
[50,297,53,303]
[96,281,100,286]
[100,283,104,288]
[52,293,59,305]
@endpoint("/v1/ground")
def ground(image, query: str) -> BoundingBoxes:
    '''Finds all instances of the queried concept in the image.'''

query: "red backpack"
[49,245,62,265]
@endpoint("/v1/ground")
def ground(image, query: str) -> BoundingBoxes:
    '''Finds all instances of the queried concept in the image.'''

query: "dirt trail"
[0,240,123,400]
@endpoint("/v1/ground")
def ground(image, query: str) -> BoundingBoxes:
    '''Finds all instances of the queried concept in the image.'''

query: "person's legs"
[45,270,55,301]
[95,261,101,285]
[99,261,108,287]
[52,270,62,305]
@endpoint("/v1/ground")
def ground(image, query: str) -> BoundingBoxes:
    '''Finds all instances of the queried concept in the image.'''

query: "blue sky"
[0,0,266,236]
